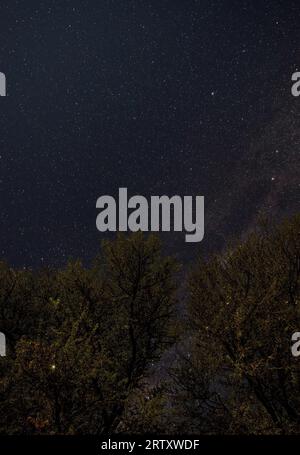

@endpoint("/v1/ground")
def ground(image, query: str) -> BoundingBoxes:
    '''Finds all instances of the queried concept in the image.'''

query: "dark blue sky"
[0,0,299,267]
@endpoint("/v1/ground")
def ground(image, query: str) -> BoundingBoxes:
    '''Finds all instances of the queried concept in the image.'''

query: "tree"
[172,215,300,434]
[0,233,179,434]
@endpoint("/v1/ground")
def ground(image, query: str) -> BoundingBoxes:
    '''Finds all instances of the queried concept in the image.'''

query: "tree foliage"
[1,216,300,434]
[0,233,178,434]
[172,215,300,434]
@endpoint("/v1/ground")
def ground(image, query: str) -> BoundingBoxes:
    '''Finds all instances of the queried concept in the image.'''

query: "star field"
[0,0,299,266]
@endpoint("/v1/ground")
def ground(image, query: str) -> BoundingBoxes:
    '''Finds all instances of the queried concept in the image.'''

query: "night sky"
[0,0,299,267]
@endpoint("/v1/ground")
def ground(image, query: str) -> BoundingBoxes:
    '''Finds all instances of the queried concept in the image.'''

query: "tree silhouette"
[172,215,300,434]
[0,233,178,434]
